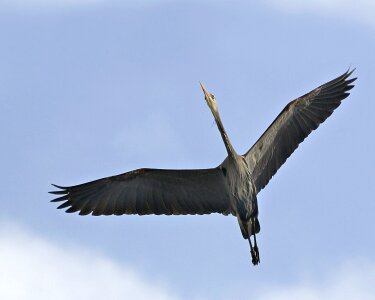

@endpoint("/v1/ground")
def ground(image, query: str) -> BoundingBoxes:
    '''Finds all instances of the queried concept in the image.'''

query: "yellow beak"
[199,81,211,98]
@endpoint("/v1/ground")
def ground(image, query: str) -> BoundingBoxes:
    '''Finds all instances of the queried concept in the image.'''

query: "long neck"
[212,109,237,159]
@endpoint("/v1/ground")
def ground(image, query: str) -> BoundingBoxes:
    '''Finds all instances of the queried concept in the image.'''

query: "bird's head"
[200,82,218,112]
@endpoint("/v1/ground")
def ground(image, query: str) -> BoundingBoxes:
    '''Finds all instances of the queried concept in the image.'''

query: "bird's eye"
[210,93,215,98]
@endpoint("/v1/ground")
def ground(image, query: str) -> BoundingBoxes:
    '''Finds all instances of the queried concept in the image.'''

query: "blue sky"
[1,0,374,299]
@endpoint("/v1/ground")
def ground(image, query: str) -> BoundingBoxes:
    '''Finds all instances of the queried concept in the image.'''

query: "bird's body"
[222,155,257,222]
[51,69,356,265]
[221,154,260,263]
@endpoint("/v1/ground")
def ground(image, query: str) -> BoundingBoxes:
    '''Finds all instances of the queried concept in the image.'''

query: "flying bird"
[50,69,356,265]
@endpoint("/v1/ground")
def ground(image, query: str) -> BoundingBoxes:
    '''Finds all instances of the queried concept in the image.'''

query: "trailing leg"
[248,218,260,265]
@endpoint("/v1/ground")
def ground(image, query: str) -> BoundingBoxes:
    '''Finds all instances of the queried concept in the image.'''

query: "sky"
[1,0,374,299]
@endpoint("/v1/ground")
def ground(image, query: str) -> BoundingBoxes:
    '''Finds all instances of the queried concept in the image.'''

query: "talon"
[254,244,260,264]
[251,248,259,265]
[250,243,260,265]
[251,250,258,265]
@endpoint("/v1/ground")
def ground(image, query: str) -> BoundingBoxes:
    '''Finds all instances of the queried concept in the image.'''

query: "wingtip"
[346,67,356,78]
[340,68,357,86]
[49,190,67,195]
[49,184,69,196]
[50,195,69,202]
[51,183,67,189]
[57,201,71,209]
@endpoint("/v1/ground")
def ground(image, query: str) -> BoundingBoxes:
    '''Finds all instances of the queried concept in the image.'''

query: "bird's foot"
[251,244,260,265]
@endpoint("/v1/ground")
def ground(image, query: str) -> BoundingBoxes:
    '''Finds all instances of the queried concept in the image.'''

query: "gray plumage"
[50,69,356,265]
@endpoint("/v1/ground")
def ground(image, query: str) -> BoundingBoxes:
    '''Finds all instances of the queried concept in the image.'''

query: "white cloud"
[266,0,375,29]
[0,222,178,300]
[257,260,375,300]
[1,221,375,300]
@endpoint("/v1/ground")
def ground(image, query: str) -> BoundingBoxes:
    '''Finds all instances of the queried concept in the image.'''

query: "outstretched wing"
[50,167,232,216]
[245,69,356,194]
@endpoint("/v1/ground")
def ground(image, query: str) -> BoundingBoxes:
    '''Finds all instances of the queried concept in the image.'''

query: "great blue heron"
[50,69,356,265]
